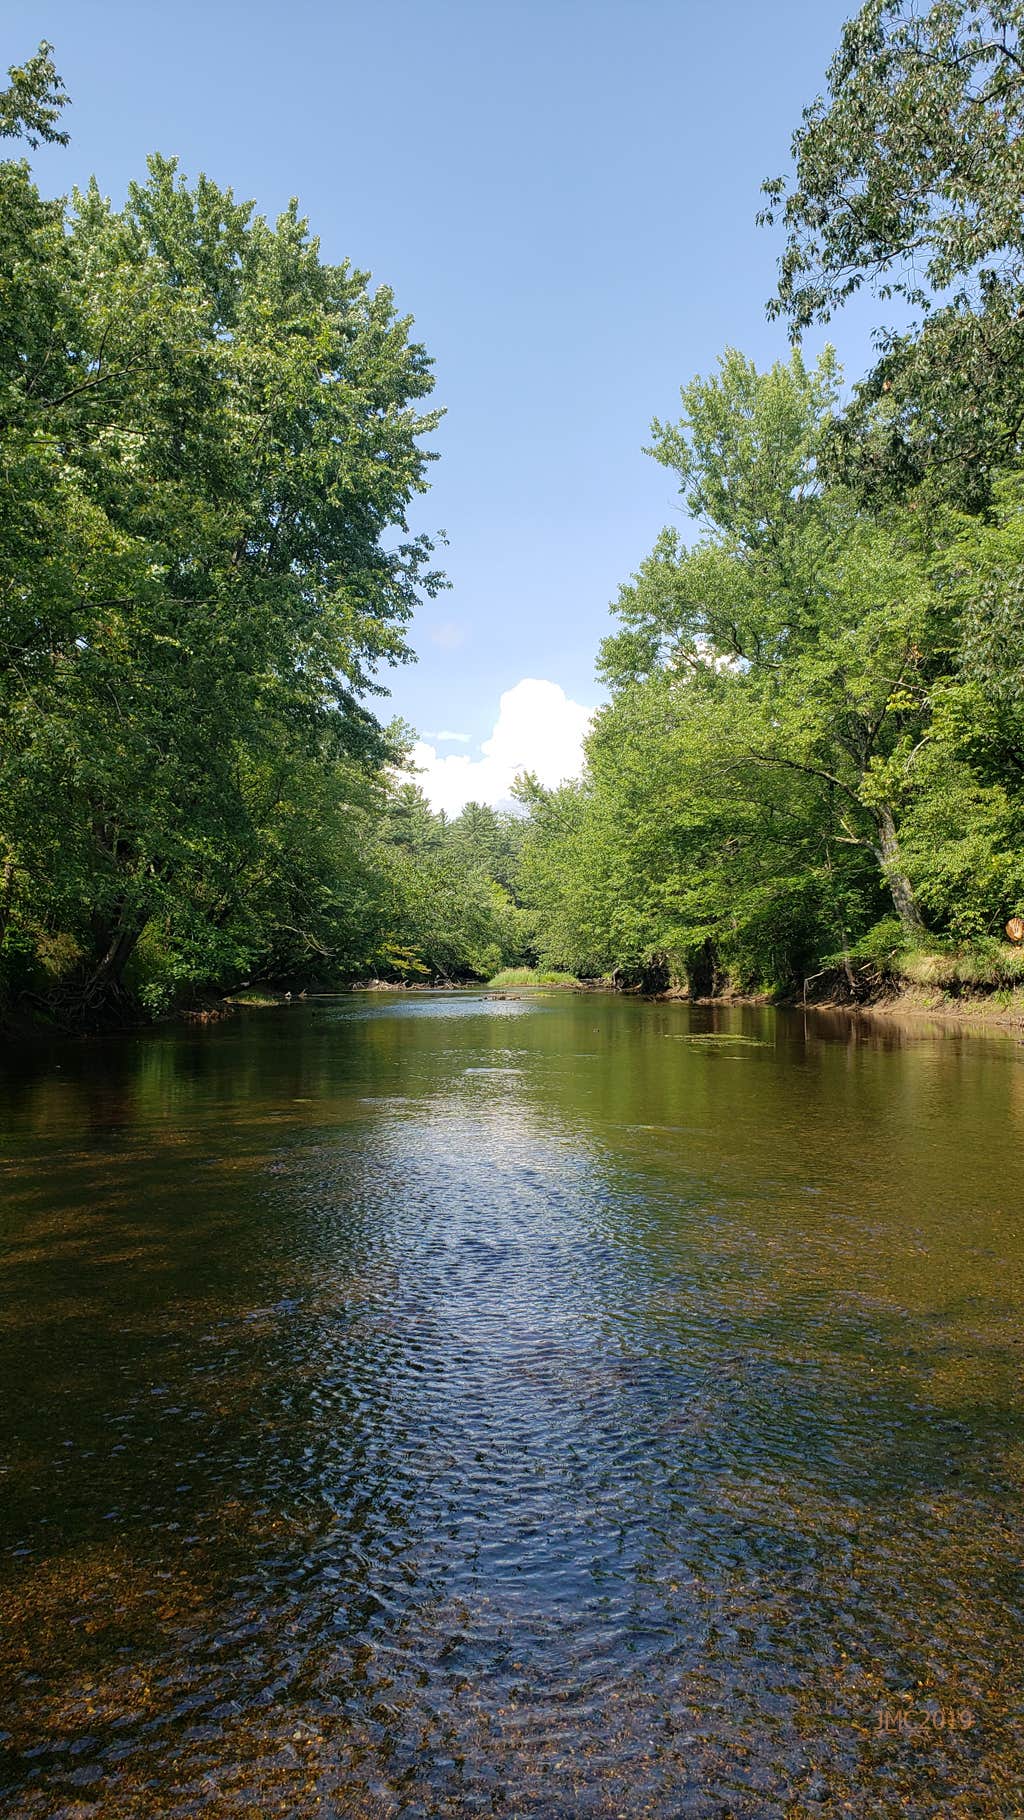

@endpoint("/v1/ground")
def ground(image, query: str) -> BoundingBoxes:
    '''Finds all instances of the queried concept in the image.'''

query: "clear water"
[1,992,1022,1816]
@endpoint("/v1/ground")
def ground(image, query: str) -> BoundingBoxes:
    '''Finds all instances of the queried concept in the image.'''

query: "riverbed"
[2,992,1022,1816]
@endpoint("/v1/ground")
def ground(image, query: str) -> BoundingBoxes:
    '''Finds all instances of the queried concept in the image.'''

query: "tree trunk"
[873,806,927,938]
[687,939,721,999]
[0,857,14,947]
[79,906,146,1009]
[640,951,670,995]
[97,922,143,985]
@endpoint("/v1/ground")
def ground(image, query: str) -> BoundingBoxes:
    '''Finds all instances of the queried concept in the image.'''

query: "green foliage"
[516,776,616,978]
[845,917,909,975]
[515,5,1024,1004]
[446,800,526,899]
[762,0,1024,329]
[355,784,531,984]
[900,943,1024,989]
[486,967,581,988]
[763,1,1024,509]
[1,41,69,147]
[0,42,531,1023]
[7,21,1024,1023]
[520,332,1024,998]
[0,56,447,1021]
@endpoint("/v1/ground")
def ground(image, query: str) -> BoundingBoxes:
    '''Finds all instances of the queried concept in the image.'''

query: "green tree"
[518,5,1024,997]
[895,479,1024,937]
[447,800,525,899]
[0,41,68,147]
[1,65,444,1017]
[763,0,1024,329]
[762,0,1024,508]
[603,349,939,942]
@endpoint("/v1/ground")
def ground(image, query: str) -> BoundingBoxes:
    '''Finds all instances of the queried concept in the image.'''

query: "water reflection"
[1,994,1022,1815]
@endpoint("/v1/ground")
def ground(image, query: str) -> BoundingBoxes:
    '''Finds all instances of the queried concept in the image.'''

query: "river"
[1,991,1022,1816]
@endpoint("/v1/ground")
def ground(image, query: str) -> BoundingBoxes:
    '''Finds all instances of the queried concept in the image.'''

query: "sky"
[9,0,891,811]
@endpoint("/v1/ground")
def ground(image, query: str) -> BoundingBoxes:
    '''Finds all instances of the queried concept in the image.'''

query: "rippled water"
[2,992,1023,1817]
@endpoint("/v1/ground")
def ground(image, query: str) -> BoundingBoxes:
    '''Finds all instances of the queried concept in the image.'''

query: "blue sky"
[9,0,890,808]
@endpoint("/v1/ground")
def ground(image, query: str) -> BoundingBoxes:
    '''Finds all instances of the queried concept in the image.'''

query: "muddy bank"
[669,980,1024,1034]
[822,981,1024,1033]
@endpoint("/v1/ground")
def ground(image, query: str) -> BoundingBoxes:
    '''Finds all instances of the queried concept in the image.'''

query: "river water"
[1,991,1022,1817]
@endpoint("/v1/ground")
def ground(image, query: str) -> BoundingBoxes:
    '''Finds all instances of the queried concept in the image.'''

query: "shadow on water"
[1,993,1023,1815]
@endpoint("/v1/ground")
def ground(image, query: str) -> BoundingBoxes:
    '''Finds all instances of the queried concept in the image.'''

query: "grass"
[898,943,1024,990]
[223,988,285,1007]
[486,966,582,988]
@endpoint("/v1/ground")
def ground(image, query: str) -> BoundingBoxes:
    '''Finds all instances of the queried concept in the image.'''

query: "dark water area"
[1,992,1023,1818]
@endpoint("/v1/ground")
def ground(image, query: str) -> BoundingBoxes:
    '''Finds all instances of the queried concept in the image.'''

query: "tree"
[1,68,445,1018]
[515,773,615,978]
[762,0,1024,330]
[0,41,68,147]
[368,784,527,981]
[515,4,1024,996]
[602,349,941,942]
[447,800,525,899]
[894,478,1024,938]
[761,0,1024,508]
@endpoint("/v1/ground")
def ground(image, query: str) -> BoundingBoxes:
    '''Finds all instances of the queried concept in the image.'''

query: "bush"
[486,967,581,988]
[847,918,909,976]
[899,941,1024,990]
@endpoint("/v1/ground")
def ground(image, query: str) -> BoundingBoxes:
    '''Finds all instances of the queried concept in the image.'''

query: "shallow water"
[1,992,1023,1817]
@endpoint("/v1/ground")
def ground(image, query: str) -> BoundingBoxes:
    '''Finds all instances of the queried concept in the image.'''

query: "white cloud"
[422,729,471,743]
[409,678,594,816]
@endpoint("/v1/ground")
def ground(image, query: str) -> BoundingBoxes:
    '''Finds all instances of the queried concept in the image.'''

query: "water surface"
[2,992,1023,1816]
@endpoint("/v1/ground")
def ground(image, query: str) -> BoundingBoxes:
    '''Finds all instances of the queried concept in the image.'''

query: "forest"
[3,0,1024,1028]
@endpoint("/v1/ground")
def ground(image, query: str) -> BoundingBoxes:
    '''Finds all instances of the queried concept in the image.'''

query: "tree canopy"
[515,5,1024,999]
[0,45,538,1019]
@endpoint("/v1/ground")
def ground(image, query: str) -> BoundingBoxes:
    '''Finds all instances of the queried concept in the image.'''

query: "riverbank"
[352,975,1024,1032]
[672,980,1024,1034]
[816,981,1024,1032]
[6,968,1024,1044]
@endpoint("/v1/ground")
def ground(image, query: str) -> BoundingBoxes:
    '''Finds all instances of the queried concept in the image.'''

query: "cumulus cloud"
[409,678,594,817]
[422,729,471,743]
